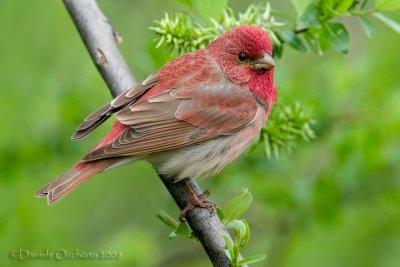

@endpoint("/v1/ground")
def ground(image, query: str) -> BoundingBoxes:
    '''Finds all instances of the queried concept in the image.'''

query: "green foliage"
[151,0,400,57]
[219,189,266,266]
[156,210,197,240]
[321,22,350,55]
[256,102,315,158]
[157,189,266,265]
[151,2,285,56]
[222,220,266,266]
[156,189,254,241]
[359,16,376,38]
[222,188,253,224]
[280,30,308,52]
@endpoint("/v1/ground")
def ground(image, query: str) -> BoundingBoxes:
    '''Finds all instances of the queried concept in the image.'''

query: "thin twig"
[63,0,237,266]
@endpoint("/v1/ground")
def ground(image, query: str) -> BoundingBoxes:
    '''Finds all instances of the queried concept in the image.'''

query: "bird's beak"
[252,53,275,72]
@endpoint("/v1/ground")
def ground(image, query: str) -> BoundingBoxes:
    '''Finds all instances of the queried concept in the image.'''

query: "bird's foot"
[179,189,216,221]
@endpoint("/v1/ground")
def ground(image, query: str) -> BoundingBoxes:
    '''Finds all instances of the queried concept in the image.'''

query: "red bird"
[36,25,276,213]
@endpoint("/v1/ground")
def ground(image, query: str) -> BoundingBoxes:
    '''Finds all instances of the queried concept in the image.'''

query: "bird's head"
[208,25,277,106]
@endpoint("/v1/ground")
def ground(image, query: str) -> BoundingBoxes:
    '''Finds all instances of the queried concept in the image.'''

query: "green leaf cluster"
[150,1,284,56]
[287,0,400,55]
[219,189,266,266]
[256,101,316,159]
[151,0,400,57]
[157,189,266,266]
[221,220,266,266]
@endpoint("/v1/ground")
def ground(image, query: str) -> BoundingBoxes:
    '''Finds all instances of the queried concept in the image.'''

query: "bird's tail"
[36,160,114,205]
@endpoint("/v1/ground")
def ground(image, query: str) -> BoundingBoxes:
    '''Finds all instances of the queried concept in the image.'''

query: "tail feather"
[36,161,113,205]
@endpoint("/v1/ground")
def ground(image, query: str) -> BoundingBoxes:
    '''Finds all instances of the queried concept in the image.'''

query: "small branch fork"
[63,0,242,266]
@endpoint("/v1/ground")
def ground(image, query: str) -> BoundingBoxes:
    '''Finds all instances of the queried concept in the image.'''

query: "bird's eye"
[238,52,248,62]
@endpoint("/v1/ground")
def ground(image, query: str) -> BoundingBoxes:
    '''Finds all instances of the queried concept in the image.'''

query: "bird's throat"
[247,70,277,109]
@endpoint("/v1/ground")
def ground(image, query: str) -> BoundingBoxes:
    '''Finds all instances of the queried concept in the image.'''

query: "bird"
[36,25,277,216]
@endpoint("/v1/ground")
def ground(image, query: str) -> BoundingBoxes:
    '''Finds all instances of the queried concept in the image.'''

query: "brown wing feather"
[72,73,159,140]
[81,84,261,162]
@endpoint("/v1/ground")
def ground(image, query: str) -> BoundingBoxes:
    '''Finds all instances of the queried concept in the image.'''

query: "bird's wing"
[72,73,159,140]
[82,83,263,161]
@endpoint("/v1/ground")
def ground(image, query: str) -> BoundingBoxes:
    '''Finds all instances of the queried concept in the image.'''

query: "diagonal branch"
[64,0,135,95]
[63,0,239,266]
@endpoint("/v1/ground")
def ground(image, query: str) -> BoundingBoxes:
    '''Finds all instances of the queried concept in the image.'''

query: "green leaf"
[317,30,332,53]
[216,206,225,221]
[280,30,308,53]
[272,44,284,59]
[224,219,266,266]
[156,210,179,229]
[174,221,192,237]
[321,22,350,55]
[375,0,400,11]
[359,16,375,39]
[223,189,253,223]
[302,29,330,55]
[303,31,323,55]
[297,2,322,30]
[290,0,314,16]
[168,231,178,239]
[372,12,400,33]
[238,254,267,265]
[191,0,228,22]
[226,220,247,247]
[168,221,196,240]
[243,219,251,247]
[335,0,355,13]
[325,0,355,13]
[223,248,232,262]
[221,233,234,261]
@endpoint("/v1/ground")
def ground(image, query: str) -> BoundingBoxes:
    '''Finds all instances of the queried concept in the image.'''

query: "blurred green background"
[1,0,399,266]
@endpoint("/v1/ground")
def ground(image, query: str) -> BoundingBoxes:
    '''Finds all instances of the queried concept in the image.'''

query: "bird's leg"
[179,179,216,221]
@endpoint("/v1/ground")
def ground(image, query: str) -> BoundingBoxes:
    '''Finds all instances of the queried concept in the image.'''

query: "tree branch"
[63,0,237,266]
[64,0,135,95]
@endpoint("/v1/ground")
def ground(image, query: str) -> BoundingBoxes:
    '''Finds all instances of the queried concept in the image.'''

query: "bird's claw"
[179,190,216,221]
